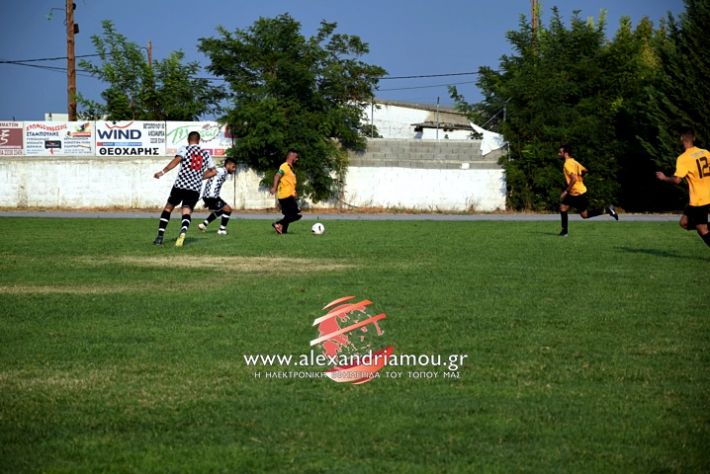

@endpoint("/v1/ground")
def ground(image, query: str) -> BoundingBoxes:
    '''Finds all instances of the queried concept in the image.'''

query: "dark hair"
[224,157,237,166]
[560,144,573,156]
[286,148,298,157]
[680,127,695,140]
[188,131,201,142]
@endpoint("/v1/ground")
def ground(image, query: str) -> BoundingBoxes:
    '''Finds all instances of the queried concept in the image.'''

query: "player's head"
[286,148,299,164]
[559,144,572,159]
[224,157,237,174]
[680,128,695,147]
[188,131,201,144]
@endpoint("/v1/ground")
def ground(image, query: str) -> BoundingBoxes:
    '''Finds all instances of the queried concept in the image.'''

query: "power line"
[1,61,95,78]
[379,72,478,80]
[0,54,100,64]
[1,55,480,81]
[377,80,477,92]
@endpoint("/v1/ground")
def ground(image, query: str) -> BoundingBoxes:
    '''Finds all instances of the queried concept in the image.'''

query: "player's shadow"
[615,246,706,261]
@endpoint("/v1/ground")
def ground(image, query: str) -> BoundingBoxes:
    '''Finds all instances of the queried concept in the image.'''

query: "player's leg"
[280,197,301,234]
[175,191,199,247]
[580,196,618,221]
[559,202,570,236]
[697,224,710,247]
[154,190,179,245]
[688,205,710,247]
[218,201,232,235]
[576,194,597,219]
[273,199,287,234]
[199,199,222,231]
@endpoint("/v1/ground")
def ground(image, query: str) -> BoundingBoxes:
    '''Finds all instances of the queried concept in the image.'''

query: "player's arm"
[270,170,283,195]
[154,156,181,179]
[655,171,682,185]
[561,174,577,198]
[203,168,217,180]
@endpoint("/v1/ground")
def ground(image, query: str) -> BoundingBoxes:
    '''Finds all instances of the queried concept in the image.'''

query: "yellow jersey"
[563,158,588,196]
[674,146,710,206]
[276,162,297,199]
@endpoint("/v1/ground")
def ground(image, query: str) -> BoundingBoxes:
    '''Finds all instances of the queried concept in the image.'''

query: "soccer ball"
[311,222,325,235]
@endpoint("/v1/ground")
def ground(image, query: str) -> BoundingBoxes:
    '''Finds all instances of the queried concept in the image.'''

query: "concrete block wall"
[0,139,507,211]
[350,139,499,170]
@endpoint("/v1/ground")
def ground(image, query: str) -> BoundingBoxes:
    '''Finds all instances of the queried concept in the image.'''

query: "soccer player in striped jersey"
[559,144,618,236]
[198,157,237,235]
[152,131,216,247]
[656,128,710,248]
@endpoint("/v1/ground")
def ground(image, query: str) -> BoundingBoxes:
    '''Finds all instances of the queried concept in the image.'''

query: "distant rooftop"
[374,98,464,116]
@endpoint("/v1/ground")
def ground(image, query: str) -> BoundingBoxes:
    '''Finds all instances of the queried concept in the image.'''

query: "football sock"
[157,210,170,235]
[701,232,710,248]
[560,211,568,231]
[180,214,191,234]
[203,211,220,226]
[585,208,603,219]
[220,211,231,230]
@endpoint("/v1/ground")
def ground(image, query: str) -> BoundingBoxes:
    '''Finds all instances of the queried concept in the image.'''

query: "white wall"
[343,166,506,211]
[0,157,506,212]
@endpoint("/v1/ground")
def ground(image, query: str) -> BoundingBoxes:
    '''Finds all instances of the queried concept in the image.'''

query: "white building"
[362,99,505,156]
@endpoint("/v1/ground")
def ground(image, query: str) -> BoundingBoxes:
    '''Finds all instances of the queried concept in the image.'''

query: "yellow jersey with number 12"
[563,158,588,196]
[674,146,710,206]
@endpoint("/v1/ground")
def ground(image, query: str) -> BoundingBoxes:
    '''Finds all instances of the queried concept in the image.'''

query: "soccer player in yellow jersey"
[656,129,710,248]
[559,144,618,236]
[270,149,302,234]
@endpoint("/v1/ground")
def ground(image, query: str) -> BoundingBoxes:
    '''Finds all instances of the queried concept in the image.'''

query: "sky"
[0,0,685,121]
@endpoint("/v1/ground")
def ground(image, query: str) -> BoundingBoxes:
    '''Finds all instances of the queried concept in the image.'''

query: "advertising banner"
[165,122,233,157]
[24,121,95,156]
[95,121,165,156]
[0,121,23,155]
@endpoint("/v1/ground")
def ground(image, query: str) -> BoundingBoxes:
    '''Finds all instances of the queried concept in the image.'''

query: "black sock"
[157,210,170,235]
[204,211,220,226]
[561,211,568,231]
[180,214,191,234]
[702,232,710,248]
[220,211,231,230]
[585,208,603,219]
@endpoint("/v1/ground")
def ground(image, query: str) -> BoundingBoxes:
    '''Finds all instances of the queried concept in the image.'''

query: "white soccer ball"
[311,222,325,235]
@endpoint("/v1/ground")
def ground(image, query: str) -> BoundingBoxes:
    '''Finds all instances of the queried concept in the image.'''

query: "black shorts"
[203,197,227,211]
[167,186,200,210]
[562,193,589,212]
[683,204,709,230]
[278,196,301,217]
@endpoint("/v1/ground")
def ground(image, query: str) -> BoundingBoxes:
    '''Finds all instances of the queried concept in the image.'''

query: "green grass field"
[1,217,708,473]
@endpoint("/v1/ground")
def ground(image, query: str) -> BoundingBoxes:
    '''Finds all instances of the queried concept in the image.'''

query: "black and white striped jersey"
[173,145,216,192]
[202,167,229,199]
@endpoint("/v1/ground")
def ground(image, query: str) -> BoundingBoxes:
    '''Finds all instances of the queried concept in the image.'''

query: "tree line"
[79,1,707,210]
[452,0,709,211]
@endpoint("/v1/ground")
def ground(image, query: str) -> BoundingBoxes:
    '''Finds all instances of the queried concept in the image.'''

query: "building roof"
[375,99,472,129]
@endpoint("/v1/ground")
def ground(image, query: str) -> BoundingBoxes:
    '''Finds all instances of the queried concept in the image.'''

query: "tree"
[639,0,710,209]
[451,9,666,211]
[78,20,223,121]
[198,14,385,202]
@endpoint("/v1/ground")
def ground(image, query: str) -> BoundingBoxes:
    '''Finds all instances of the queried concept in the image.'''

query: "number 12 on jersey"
[697,157,710,178]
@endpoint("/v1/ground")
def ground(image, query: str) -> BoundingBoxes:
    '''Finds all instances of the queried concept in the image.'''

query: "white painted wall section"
[343,166,506,211]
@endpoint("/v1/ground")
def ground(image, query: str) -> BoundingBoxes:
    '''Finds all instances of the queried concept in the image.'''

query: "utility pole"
[435,96,440,140]
[531,0,540,52]
[147,40,153,68]
[66,0,77,120]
